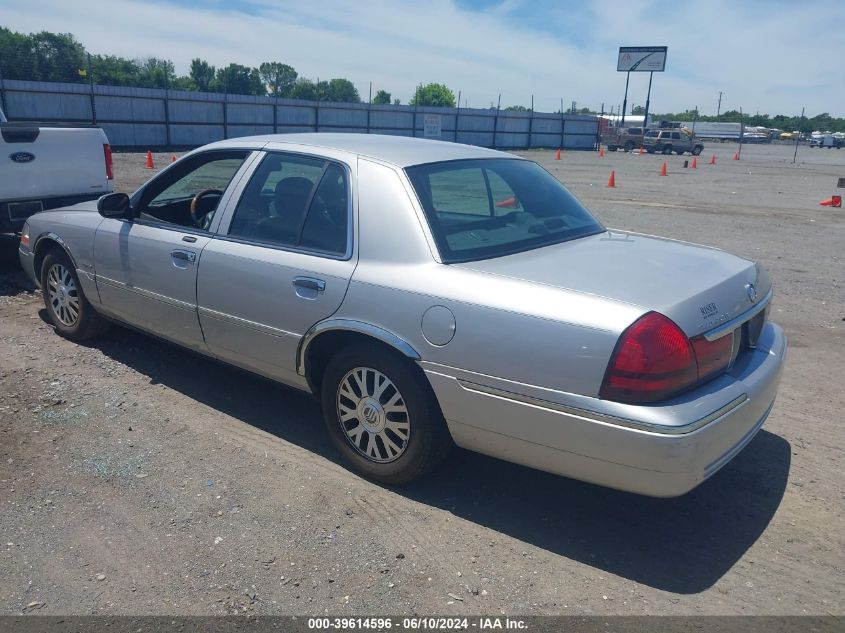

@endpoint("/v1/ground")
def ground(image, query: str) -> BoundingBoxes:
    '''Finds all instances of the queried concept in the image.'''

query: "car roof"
[205,133,517,168]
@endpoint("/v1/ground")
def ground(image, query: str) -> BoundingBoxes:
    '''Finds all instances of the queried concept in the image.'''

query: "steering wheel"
[190,189,223,228]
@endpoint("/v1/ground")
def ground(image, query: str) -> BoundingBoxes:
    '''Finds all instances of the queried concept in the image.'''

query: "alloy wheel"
[47,263,80,327]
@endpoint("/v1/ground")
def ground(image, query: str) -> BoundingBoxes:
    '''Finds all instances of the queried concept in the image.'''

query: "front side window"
[228,153,349,256]
[135,151,248,230]
[406,159,603,263]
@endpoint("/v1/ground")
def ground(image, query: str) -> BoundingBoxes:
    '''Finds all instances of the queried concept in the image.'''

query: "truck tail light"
[601,311,736,404]
[103,144,113,180]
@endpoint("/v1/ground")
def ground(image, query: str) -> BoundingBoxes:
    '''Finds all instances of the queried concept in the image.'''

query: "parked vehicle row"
[642,129,704,155]
[809,135,843,149]
[602,125,704,156]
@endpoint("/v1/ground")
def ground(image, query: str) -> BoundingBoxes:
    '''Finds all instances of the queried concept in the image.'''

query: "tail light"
[601,312,734,404]
[691,331,734,380]
[103,144,113,180]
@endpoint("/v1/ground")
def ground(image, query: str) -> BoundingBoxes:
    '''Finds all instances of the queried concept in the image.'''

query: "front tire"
[320,344,452,484]
[41,251,108,340]
[692,146,703,156]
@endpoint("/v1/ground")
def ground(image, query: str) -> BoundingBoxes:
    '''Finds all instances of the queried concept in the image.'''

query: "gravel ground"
[0,142,843,616]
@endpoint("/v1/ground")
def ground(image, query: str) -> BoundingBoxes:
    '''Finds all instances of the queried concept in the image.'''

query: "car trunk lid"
[454,230,769,337]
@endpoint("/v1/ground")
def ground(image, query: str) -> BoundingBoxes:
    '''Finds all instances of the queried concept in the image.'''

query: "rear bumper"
[423,322,787,497]
[1,193,103,232]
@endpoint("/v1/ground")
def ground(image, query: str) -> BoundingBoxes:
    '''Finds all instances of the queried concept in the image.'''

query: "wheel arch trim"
[297,319,421,377]
[33,232,79,278]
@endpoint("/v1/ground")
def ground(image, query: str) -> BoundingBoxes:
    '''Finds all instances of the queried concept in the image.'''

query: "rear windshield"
[406,159,603,263]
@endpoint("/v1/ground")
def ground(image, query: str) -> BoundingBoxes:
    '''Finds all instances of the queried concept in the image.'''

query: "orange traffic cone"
[145,150,155,169]
[607,170,616,188]
[639,146,644,155]
[819,195,842,207]
[495,196,519,208]
[171,155,177,163]
[599,147,605,157]
[660,162,667,176]
[733,152,739,161]
[691,157,697,169]
[555,148,561,160]
[709,154,716,165]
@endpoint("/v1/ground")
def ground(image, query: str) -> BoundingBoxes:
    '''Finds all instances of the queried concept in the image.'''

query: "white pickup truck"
[0,106,113,234]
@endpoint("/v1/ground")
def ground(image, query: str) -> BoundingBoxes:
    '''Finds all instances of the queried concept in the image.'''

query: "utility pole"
[642,70,654,128]
[620,70,631,126]
[793,107,804,164]
[717,91,723,117]
[692,105,698,137]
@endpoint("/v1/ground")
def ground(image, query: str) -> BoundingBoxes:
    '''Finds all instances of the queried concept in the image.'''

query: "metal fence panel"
[0,79,598,151]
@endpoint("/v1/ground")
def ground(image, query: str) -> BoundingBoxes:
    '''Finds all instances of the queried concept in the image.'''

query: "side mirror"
[97,192,131,219]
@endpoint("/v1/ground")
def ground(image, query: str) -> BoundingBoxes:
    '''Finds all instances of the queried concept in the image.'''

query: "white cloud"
[2,0,843,116]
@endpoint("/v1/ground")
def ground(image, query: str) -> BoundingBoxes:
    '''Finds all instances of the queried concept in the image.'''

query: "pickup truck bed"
[1,112,113,234]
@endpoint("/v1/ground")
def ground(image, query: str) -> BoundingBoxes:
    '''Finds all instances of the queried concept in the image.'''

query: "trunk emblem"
[10,151,35,163]
[746,283,758,302]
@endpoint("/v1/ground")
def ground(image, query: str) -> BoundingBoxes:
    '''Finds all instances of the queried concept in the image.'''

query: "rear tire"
[623,141,634,152]
[320,343,452,484]
[41,250,108,340]
[662,146,673,155]
[692,146,703,156]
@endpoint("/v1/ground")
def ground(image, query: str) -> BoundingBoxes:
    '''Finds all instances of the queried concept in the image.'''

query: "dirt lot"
[1,142,843,616]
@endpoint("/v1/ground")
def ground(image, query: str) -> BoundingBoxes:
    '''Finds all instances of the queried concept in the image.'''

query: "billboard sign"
[617,46,668,72]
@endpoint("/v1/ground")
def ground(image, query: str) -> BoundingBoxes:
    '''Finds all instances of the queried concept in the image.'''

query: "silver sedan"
[18,134,787,496]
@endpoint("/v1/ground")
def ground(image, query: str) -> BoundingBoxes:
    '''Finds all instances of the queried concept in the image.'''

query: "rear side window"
[406,159,603,263]
[645,130,659,137]
[228,153,349,256]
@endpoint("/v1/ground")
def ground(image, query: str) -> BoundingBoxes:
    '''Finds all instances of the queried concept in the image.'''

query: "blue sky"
[3,0,843,116]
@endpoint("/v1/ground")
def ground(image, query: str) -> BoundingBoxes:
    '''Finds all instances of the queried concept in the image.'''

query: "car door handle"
[170,249,196,263]
[292,277,326,292]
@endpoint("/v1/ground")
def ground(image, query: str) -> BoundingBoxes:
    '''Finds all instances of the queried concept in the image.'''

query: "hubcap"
[337,367,410,463]
[47,263,80,327]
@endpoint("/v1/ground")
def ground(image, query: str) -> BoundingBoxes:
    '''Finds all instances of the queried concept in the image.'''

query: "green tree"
[410,83,456,108]
[259,62,297,97]
[170,76,197,91]
[211,63,264,95]
[0,27,36,80]
[290,78,318,101]
[323,78,360,102]
[30,31,86,82]
[137,57,175,89]
[372,89,391,105]
[89,54,140,86]
[393,98,401,105]
[189,58,215,92]
[504,105,530,112]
